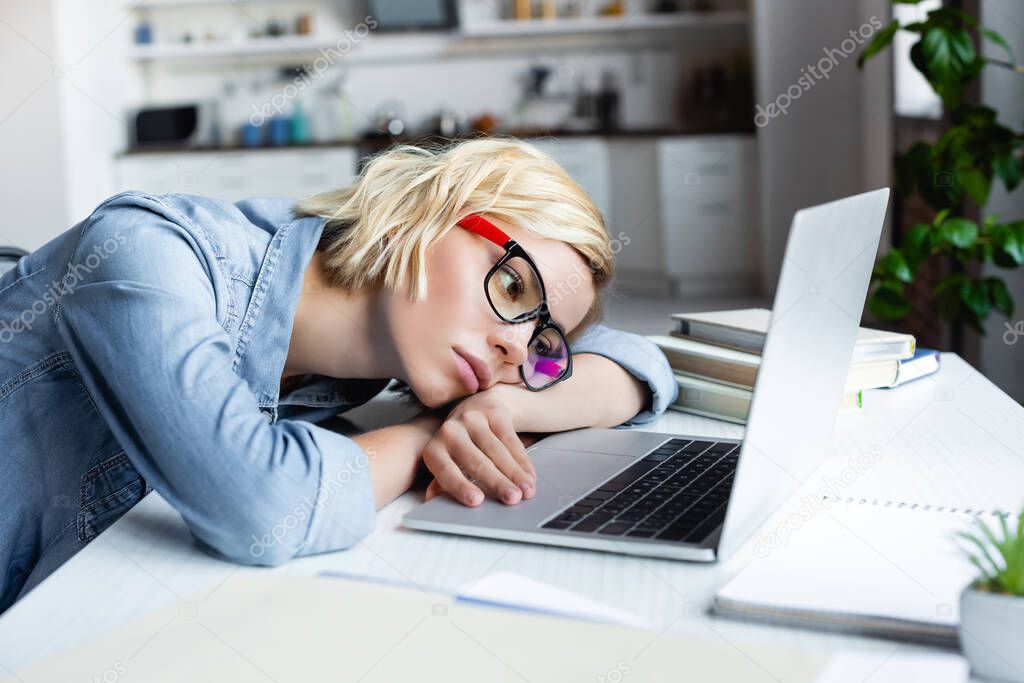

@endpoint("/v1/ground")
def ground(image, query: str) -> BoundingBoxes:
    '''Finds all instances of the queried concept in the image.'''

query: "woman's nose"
[490,321,533,368]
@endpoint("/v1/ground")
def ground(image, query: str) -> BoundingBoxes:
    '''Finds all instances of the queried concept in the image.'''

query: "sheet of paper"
[458,571,653,630]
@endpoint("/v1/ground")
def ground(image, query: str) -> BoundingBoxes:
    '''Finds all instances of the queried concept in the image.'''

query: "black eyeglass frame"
[482,239,574,392]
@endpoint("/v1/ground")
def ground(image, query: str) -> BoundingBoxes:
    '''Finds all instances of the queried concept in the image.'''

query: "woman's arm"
[55,200,397,567]
[353,414,443,508]
[489,353,650,432]
[500,323,680,432]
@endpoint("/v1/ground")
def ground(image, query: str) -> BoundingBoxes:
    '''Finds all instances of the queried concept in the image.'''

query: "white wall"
[0,0,71,251]
[750,0,892,296]
[980,0,1024,402]
[0,0,134,250]
[53,0,138,227]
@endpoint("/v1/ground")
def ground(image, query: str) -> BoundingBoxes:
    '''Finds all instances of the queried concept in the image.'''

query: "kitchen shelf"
[461,11,748,37]
[128,11,748,62]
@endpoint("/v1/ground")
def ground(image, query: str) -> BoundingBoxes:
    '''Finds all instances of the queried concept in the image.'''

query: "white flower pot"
[960,585,1024,682]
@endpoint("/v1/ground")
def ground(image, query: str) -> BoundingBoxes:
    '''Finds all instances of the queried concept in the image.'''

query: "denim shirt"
[0,190,678,611]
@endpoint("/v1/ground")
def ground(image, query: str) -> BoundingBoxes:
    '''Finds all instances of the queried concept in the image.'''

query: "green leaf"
[922,26,976,81]
[959,530,1000,577]
[938,217,979,249]
[965,553,995,583]
[993,153,1022,191]
[932,208,951,228]
[903,223,932,270]
[986,278,1014,317]
[868,282,911,320]
[909,40,930,81]
[976,517,1010,563]
[993,221,1024,265]
[961,279,992,319]
[960,166,991,205]
[878,250,914,282]
[982,213,1000,233]
[981,27,1014,60]
[858,20,900,68]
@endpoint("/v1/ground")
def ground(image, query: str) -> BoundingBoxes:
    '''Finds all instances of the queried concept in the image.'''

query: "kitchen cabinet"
[606,139,666,292]
[656,135,759,297]
[115,147,359,202]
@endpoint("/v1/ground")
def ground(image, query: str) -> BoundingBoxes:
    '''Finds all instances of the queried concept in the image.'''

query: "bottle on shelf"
[290,98,311,144]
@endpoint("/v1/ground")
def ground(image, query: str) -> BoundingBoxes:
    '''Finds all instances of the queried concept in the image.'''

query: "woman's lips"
[453,349,480,393]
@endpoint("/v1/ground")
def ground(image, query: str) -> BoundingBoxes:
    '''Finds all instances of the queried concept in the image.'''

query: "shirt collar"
[233,213,322,407]
[233,211,393,413]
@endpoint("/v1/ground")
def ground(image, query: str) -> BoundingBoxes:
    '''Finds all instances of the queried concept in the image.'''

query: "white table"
[1,354,1022,680]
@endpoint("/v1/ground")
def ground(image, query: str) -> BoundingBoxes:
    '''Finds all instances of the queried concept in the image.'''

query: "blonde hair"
[294,136,614,341]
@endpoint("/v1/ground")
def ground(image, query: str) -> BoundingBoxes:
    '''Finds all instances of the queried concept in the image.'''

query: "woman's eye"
[498,265,524,300]
[532,337,551,355]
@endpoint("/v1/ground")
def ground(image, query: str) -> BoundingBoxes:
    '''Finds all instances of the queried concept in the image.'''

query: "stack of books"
[648,308,939,424]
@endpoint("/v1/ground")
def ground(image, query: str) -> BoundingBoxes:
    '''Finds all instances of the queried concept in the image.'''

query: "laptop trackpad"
[405,447,633,530]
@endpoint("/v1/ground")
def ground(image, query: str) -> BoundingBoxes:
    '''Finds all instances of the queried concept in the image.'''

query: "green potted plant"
[958,510,1024,681]
[857,2,1023,349]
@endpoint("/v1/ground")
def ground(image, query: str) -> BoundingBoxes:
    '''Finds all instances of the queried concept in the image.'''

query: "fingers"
[424,419,525,505]
[423,442,484,507]
[465,411,535,499]
[488,412,536,486]
[452,418,523,504]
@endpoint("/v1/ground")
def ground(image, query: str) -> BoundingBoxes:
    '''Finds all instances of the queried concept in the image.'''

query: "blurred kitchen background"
[1,0,1021,400]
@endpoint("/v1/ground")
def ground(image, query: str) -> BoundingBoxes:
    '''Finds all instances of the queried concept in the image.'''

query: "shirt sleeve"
[54,202,375,566]
[571,323,679,428]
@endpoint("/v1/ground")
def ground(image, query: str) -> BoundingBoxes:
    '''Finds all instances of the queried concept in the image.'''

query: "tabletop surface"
[1,353,1022,680]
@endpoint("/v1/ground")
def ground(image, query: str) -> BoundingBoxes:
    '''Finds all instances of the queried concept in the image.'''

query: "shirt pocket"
[77,450,148,544]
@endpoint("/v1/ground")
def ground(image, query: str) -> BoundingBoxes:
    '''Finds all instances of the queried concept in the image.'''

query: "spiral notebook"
[712,496,1017,647]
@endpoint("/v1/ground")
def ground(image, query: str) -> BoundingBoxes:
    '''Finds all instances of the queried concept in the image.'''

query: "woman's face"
[386,216,597,408]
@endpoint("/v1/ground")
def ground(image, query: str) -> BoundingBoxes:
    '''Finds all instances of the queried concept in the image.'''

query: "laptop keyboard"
[541,438,738,543]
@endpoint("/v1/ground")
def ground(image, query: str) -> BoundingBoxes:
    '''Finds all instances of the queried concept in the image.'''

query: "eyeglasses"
[455,213,573,391]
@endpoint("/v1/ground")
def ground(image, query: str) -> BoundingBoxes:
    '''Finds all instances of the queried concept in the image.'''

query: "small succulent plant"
[959,509,1024,596]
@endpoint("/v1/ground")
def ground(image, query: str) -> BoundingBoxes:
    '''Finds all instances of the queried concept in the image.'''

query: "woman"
[0,138,677,612]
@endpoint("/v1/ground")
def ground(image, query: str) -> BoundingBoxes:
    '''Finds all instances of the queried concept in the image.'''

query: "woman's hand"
[421,388,538,507]
[355,413,445,509]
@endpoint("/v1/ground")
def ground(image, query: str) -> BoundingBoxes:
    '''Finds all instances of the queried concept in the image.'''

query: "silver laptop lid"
[717,188,890,559]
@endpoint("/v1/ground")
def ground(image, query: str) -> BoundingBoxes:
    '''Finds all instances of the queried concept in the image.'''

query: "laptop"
[404,188,891,562]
